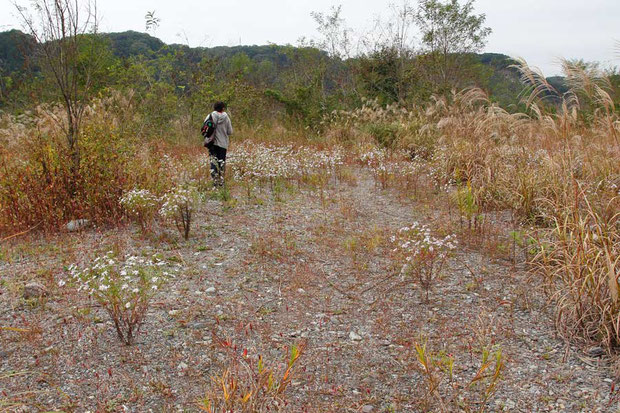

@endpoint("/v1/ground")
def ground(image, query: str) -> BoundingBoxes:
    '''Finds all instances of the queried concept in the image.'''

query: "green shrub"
[365,122,402,149]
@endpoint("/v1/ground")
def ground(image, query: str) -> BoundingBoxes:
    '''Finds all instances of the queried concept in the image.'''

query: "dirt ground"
[1,169,618,412]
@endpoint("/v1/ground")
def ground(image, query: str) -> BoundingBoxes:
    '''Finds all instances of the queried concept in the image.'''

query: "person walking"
[205,101,233,187]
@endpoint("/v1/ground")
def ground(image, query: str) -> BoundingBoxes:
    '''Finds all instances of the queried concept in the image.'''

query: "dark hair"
[213,101,226,112]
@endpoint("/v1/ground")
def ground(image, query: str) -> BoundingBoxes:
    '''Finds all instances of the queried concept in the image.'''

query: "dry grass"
[535,192,620,347]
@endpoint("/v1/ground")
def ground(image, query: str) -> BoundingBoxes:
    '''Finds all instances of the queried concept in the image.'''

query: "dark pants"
[209,145,227,186]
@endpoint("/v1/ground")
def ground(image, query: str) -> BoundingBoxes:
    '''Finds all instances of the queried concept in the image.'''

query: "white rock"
[66,219,90,232]
[205,287,216,294]
[178,362,188,370]
[349,331,362,341]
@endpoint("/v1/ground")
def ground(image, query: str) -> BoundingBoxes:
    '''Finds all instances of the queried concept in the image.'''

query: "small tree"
[356,2,420,103]
[15,0,104,187]
[415,0,492,93]
[310,5,351,60]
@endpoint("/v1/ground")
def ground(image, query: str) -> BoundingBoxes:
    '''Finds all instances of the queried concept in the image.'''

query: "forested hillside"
[1,29,526,113]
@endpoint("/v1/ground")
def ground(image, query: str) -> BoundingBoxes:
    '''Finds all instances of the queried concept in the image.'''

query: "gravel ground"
[1,169,618,412]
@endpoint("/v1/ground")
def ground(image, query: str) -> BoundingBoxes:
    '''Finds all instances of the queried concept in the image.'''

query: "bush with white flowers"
[67,252,179,345]
[119,188,159,232]
[226,143,345,196]
[391,222,457,301]
[159,185,199,240]
[359,148,426,189]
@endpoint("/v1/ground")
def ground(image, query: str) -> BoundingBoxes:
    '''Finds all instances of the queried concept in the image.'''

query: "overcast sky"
[1,0,618,76]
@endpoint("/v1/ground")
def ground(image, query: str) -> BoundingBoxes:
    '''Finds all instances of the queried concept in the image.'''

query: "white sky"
[1,0,619,76]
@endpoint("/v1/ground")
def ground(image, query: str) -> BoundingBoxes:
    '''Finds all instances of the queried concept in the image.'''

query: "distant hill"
[475,52,524,108]
[104,31,165,58]
[0,30,36,73]
[547,76,569,94]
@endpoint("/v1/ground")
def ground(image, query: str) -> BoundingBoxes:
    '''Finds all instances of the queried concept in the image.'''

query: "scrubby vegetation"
[1,0,619,411]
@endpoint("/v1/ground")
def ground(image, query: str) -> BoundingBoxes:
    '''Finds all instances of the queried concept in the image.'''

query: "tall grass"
[536,191,619,346]
[334,58,619,349]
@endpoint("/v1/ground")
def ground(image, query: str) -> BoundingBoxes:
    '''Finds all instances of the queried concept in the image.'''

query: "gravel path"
[0,169,617,412]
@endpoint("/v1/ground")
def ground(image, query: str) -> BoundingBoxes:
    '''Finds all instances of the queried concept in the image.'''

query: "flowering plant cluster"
[359,147,388,168]
[117,185,200,239]
[160,154,187,184]
[66,252,179,345]
[190,155,213,191]
[391,222,457,301]
[297,146,345,174]
[119,188,159,232]
[228,143,344,184]
[160,185,199,240]
[360,148,424,189]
